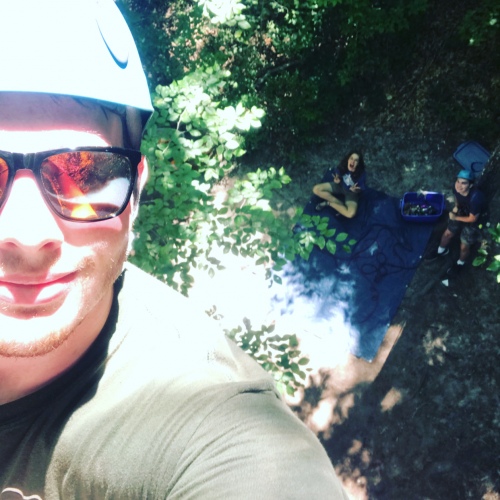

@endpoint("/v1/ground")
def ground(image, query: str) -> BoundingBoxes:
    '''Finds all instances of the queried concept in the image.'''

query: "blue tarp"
[270,174,435,361]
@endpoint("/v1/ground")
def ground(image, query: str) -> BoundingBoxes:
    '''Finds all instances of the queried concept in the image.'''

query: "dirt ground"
[238,120,500,499]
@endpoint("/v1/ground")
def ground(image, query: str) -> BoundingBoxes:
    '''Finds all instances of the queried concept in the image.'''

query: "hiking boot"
[423,247,449,262]
[447,262,464,279]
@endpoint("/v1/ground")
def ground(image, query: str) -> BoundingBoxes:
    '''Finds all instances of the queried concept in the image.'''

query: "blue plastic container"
[453,140,490,174]
[401,192,445,223]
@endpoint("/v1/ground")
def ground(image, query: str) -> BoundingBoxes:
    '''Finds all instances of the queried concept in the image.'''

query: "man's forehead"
[0,93,109,125]
[0,93,123,151]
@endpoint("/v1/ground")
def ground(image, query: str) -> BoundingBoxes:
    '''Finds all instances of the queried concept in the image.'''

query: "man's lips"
[0,272,77,305]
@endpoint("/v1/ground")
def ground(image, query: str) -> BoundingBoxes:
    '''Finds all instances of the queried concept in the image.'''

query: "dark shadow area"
[288,260,500,499]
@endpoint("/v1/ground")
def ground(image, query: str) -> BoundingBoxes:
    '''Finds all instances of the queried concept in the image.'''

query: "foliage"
[459,0,500,46]
[209,314,312,396]
[119,0,433,156]
[120,0,359,384]
[129,63,355,297]
[472,223,500,283]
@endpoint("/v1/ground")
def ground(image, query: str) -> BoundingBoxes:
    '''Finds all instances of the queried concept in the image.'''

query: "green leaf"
[274,275,282,284]
[208,268,215,278]
[316,236,326,250]
[238,20,252,29]
[298,357,310,365]
[472,256,487,266]
[343,245,352,253]
[326,240,337,254]
[349,239,357,245]
[487,261,500,272]
[336,232,348,242]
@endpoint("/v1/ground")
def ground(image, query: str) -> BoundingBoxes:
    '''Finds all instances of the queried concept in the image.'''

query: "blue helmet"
[0,0,153,135]
[457,170,475,182]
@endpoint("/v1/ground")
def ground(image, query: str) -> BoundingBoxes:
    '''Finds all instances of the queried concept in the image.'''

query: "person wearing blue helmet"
[424,169,487,278]
[0,1,347,499]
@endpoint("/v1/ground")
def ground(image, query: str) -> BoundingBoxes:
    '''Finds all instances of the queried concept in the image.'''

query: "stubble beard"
[0,241,128,358]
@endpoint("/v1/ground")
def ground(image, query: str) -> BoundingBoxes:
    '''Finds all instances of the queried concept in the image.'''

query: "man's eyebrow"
[49,94,131,148]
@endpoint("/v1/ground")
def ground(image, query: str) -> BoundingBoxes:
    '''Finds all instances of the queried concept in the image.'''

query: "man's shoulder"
[118,262,199,327]
[122,261,185,304]
[470,187,486,201]
[114,262,273,387]
[469,187,487,211]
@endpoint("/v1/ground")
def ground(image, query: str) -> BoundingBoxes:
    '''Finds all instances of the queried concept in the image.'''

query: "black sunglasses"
[0,147,142,222]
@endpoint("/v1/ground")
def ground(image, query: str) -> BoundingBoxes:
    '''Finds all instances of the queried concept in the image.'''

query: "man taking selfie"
[0,1,347,499]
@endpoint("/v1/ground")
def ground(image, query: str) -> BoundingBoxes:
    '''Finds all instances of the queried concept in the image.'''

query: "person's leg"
[326,188,359,218]
[313,182,343,209]
[424,227,455,261]
[459,242,471,262]
[329,198,358,218]
[439,229,454,249]
[458,225,480,262]
[447,225,479,278]
[439,220,463,250]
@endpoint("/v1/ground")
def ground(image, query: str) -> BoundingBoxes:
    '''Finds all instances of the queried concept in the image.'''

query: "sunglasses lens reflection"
[0,158,9,201]
[41,152,133,220]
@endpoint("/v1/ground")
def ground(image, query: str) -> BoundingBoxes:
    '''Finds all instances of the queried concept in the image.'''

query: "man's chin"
[0,304,85,358]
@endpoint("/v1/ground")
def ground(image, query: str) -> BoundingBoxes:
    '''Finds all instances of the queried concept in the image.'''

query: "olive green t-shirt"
[0,263,347,500]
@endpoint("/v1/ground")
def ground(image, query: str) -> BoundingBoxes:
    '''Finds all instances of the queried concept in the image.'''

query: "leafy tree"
[120,0,433,155]
[459,0,500,46]
[474,146,500,283]
[119,0,357,393]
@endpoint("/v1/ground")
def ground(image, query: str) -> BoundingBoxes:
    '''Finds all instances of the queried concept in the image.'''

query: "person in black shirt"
[313,150,367,218]
[424,170,486,278]
[0,1,348,499]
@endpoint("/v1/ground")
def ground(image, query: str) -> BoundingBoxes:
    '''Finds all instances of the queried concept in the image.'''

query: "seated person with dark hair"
[313,150,367,218]
[424,170,487,278]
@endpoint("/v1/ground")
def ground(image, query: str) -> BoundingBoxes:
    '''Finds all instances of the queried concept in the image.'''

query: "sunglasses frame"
[0,147,142,223]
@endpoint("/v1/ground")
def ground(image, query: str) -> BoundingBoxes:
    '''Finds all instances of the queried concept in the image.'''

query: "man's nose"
[0,170,64,252]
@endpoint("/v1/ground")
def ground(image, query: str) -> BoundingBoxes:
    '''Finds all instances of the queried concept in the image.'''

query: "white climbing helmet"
[0,0,153,132]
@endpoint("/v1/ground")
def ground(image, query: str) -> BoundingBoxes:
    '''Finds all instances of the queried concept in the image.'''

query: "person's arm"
[167,391,349,500]
[449,194,480,223]
[449,212,477,223]
[350,172,365,192]
[332,168,341,184]
[349,182,361,193]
